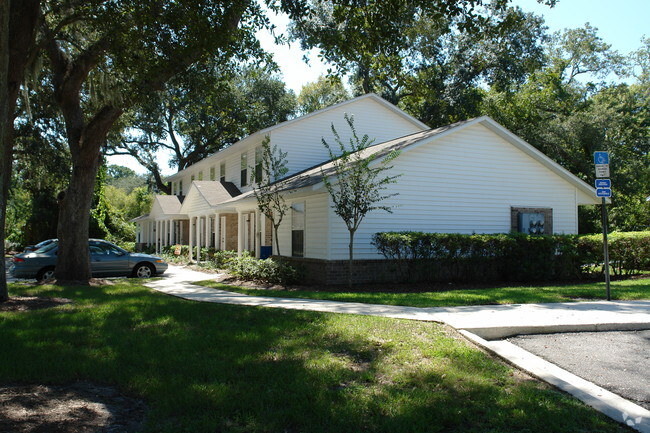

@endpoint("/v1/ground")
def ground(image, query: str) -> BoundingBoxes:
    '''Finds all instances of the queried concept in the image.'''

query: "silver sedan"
[10,239,168,281]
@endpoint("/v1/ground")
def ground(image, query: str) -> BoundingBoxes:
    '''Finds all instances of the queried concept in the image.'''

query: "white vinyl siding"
[271,97,423,176]
[327,123,585,260]
[163,96,423,193]
[277,194,330,259]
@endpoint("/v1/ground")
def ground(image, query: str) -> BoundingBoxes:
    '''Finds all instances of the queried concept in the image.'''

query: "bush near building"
[372,231,650,283]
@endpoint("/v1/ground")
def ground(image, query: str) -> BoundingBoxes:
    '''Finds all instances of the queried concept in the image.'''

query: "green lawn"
[196,277,650,308]
[1,281,632,432]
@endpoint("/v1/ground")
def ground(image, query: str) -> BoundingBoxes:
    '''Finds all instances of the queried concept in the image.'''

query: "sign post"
[594,152,611,301]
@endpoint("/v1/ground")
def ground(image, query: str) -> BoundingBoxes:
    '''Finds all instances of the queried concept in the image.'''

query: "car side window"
[89,246,105,255]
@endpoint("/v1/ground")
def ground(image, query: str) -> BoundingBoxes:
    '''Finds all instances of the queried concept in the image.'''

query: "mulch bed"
[0,383,147,433]
[0,296,147,432]
[0,296,72,312]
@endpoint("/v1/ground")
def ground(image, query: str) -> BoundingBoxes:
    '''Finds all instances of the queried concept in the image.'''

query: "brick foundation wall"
[275,256,401,285]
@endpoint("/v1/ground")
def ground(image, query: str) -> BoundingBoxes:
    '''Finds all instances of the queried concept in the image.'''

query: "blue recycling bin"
[260,246,272,259]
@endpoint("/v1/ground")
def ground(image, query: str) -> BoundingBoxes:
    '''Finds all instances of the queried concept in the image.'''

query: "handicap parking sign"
[594,151,609,165]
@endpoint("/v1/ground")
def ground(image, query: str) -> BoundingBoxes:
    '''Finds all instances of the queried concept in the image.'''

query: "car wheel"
[133,263,155,278]
[36,267,55,282]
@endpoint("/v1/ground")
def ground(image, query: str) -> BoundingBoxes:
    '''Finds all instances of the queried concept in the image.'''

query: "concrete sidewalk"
[146,264,650,432]
[149,265,650,340]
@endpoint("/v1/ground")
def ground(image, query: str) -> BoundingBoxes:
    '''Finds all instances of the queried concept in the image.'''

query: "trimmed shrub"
[226,252,300,285]
[372,231,650,283]
[580,231,650,275]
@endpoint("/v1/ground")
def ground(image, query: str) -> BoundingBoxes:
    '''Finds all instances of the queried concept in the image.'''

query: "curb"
[462,322,650,340]
[459,330,650,433]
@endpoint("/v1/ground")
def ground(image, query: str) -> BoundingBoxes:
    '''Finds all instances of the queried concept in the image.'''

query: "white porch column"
[237,211,244,255]
[203,216,209,250]
[180,220,184,245]
[155,220,160,254]
[260,212,266,249]
[188,216,194,262]
[196,215,202,262]
[208,217,214,248]
[255,210,261,259]
[160,220,165,249]
[214,213,220,250]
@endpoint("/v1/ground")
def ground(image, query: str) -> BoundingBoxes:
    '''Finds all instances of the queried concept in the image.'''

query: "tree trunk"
[0,0,10,302]
[55,108,122,282]
[0,0,40,301]
[55,151,101,282]
[348,229,355,289]
[273,224,281,257]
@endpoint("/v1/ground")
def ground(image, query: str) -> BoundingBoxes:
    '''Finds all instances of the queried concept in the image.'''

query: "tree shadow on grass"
[0,282,633,433]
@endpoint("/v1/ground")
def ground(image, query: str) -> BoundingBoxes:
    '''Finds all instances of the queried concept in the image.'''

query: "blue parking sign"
[596,188,612,197]
[595,179,611,188]
[594,151,609,165]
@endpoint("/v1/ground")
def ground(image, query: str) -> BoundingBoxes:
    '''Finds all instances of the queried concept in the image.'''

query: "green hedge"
[158,245,300,285]
[371,231,650,283]
[226,252,301,285]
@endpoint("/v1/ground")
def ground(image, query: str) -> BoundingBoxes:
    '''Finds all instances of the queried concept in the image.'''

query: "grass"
[0,281,633,432]
[196,277,650,308]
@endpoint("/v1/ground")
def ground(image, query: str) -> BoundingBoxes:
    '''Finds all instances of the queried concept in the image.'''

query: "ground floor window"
[511,207,553,235]
[291,202,305,257]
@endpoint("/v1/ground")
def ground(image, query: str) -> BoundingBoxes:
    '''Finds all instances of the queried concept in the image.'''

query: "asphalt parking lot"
[510,330,650,411]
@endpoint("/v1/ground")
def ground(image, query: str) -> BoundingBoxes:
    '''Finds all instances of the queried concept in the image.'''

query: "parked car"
[10,239,168,281]
[23,238,57,253]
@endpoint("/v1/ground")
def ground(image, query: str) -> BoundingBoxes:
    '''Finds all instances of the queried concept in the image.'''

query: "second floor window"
[210,167,216,181]
[198,171,203,181]
[240,152,248,186]
[220,162,226,182]
[178,180,183,195]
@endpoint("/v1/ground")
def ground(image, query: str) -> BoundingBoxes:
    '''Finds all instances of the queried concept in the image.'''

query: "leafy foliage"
[482,26,650,232]
[252,136,290,256]
[107,66,296,192]
[372,231,650,283]
[226,252,301,285]
[322,114,401,286]
[296,75,350,115]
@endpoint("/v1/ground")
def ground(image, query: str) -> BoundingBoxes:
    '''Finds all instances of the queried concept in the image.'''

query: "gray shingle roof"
[192,180,241,206]
[156,195,183,214]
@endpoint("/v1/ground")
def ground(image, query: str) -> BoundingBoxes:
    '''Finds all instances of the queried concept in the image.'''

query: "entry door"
[220,216,226,250]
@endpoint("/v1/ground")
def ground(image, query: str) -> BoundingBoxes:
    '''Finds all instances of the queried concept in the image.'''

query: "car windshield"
[34,242,58,254]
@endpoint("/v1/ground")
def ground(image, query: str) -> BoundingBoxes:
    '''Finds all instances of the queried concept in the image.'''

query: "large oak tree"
[1,0,556,292]
[0,0,40,301]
